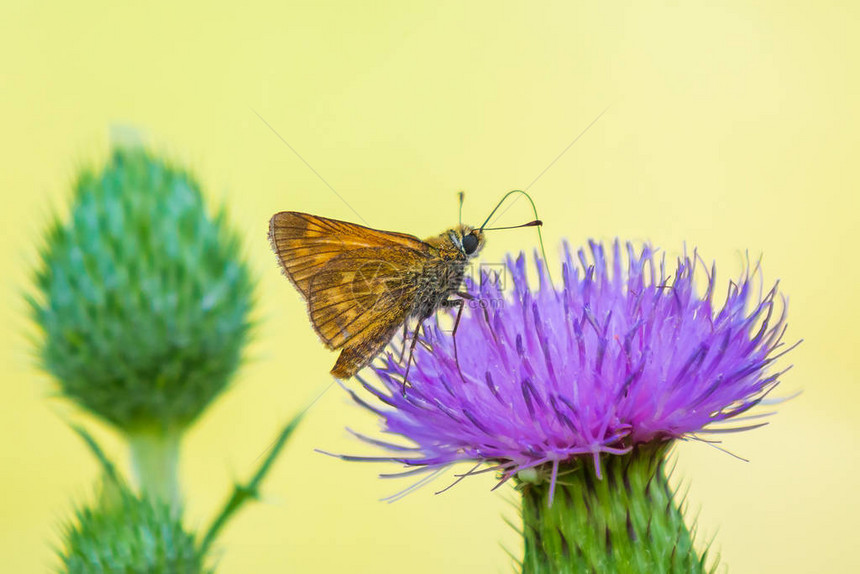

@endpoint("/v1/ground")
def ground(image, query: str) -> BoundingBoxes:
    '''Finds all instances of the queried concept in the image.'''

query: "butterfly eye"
[462,232,479,255]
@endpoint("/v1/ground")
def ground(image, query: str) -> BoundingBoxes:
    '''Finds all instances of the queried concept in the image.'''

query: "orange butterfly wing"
[309,247,431,377]
[268,212,428,296]
[268,212,433,377]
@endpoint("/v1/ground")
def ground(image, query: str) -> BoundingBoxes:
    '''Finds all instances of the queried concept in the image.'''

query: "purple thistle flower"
[340,240,795,502]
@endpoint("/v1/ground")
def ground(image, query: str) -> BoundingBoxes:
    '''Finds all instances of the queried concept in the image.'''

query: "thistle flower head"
[345,241,794,492]
[29,147,254,432]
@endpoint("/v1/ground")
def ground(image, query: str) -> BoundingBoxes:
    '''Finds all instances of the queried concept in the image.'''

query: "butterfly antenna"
[481,220,542,231]
[479,190,552,283]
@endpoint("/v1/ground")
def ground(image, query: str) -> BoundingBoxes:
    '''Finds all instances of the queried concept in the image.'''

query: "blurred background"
[2,1,858,572]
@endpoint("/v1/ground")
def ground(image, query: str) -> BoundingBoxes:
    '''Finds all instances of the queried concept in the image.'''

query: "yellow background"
[2,1,858,572]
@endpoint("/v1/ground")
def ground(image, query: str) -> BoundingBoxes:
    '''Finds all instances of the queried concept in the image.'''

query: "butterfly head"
[450,225,485,258]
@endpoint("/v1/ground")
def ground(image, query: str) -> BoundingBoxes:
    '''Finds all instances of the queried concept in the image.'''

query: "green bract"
[58,483,207,574]
[519,444,712,573]
[30,148,254,432]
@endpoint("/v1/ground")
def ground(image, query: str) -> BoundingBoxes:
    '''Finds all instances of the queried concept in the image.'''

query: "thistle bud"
[30,147,254,433]
[58,482,206,574]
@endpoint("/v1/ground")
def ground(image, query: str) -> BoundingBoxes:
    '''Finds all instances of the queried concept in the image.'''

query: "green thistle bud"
[58,482,208,574]
[30,147,254,433]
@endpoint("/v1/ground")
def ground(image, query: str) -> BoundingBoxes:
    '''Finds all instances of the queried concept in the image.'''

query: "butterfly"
[268,191,545,386]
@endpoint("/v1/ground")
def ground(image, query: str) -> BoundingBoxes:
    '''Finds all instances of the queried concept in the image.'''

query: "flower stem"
[198,412,303,556]
[128,426,182,513]
[519,443,710,574]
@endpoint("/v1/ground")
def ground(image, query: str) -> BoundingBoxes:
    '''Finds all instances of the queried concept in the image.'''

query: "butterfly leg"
[444,292,474,385]
[398,321,410,363]
[401,321,422,396]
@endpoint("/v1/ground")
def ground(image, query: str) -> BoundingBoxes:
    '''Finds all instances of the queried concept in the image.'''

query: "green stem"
[520,443,712,574]
[128,427,182,513]
[198,412,303,557]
